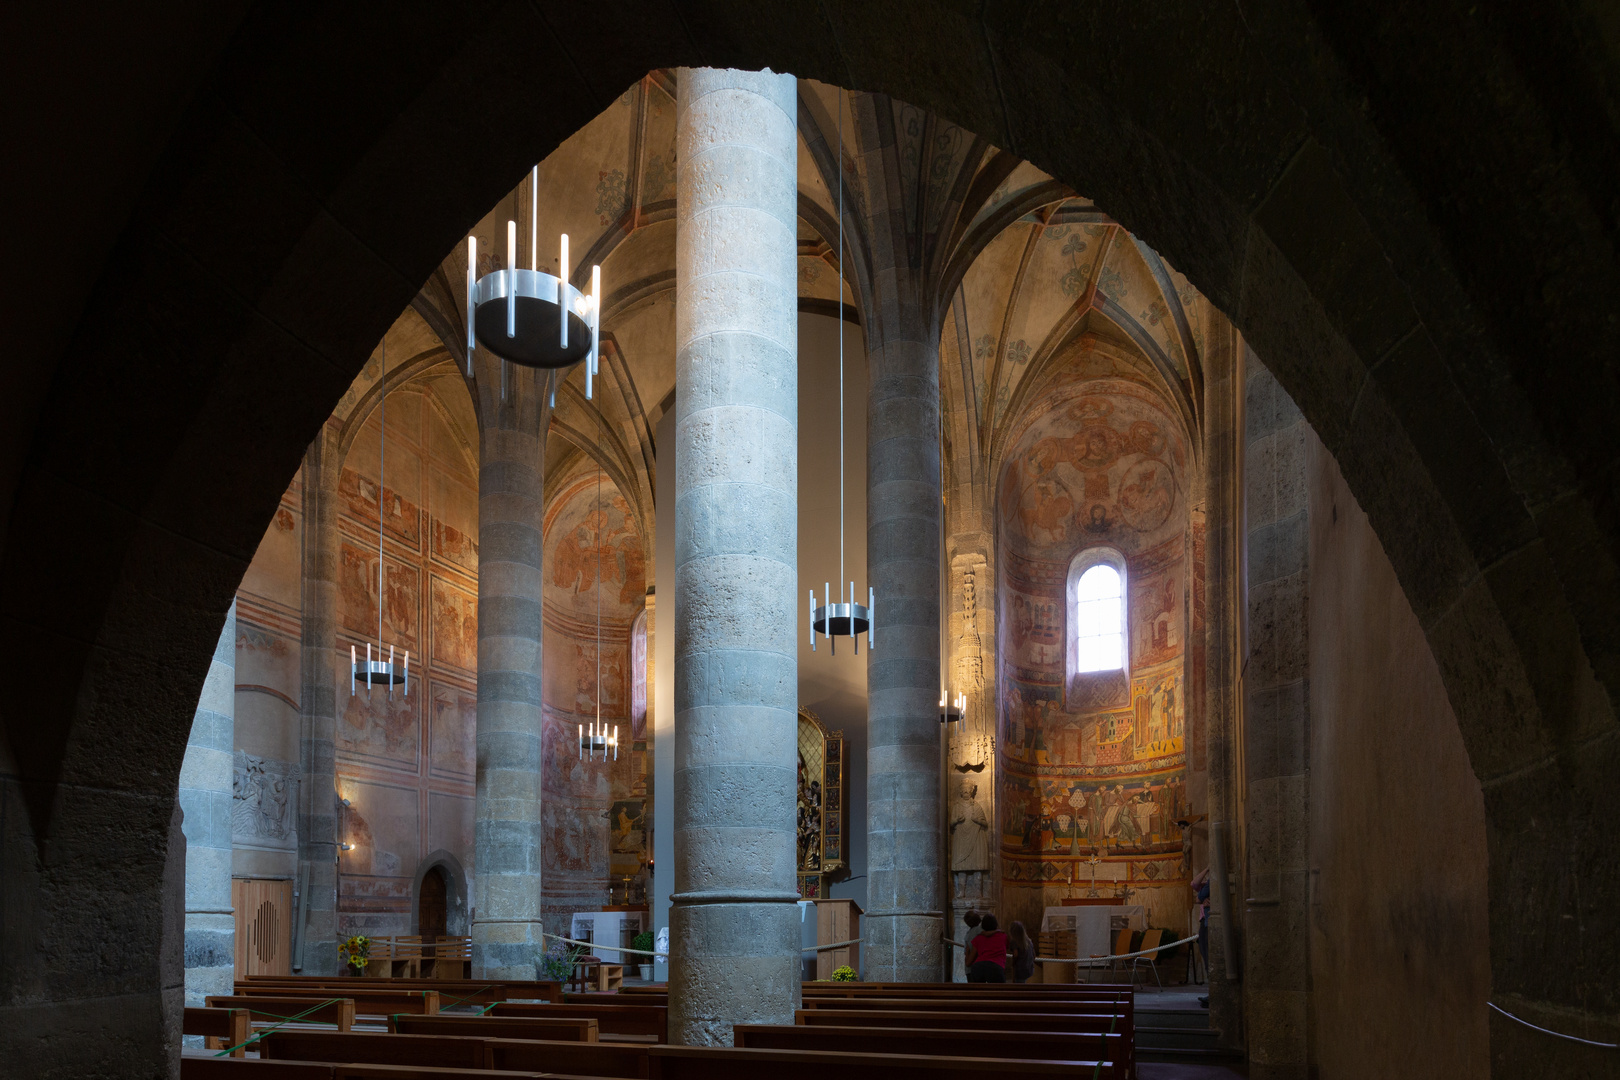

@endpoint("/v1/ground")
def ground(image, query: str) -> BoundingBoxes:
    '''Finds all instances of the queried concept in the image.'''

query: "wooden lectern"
[814,898,862,980]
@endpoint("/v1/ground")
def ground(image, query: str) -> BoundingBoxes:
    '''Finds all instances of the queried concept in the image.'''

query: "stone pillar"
[863,276,944,983]
[1242,360,1313,1079]
[298,432,340,973]
[670,66,800,1045]
[180,602,236,1042]
[473,364,547,979]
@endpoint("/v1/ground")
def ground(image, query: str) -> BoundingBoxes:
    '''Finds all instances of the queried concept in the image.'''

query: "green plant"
[831,964,857,982]
[538,940,583,982]
[631,931,655,960]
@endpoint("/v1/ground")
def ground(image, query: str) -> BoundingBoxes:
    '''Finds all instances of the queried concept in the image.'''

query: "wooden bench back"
[796,1008,1128,1034]
[487,1038,653,1078]
[181,1056,334,1079]
[239,976,562,1003]
[733,1024,1128,1080]
[491,1000,668,1041]
[231,986,441,1016]
[259,1031,491,1069]
[645,1044,1110,1080]
[184,1007,252,1057]
[205,996,357,1032]
[389,1014,598,1043]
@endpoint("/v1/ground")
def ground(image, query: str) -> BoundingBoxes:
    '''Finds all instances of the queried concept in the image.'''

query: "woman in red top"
[965,913,1009,982]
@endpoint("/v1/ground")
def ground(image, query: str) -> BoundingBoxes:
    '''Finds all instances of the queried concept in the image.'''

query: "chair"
[1131,928,1167,987]
[1089,928,1134,982]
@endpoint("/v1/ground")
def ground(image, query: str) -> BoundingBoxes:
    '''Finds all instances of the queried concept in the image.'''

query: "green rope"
[1089,990,1124,1080]
[213,997,344,1057]
[435,984,495,1012]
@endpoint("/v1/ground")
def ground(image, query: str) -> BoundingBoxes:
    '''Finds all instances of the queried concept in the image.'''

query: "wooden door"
[418,867,448,938]
[232,878,292,978]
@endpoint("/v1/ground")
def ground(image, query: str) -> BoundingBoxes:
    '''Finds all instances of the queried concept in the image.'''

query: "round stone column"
[473,367,547,979]
[864,326,944,980]
[670,66,800,1045]
[180,601,236,1040]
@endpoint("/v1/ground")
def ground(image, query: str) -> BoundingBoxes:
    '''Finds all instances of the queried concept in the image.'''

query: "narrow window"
[1073,564,1125,672]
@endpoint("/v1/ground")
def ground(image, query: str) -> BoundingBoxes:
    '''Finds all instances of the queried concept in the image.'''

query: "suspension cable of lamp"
[352,343,408,698]
[810,89,876,656]
[580,469,617,761]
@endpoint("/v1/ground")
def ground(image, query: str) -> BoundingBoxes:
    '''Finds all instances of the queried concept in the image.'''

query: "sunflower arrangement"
[339,934,371,973]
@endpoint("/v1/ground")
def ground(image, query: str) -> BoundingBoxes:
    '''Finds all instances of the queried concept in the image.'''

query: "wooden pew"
[259,1032,492,1070]
[185,1007,253,1057]
[795,993,1135,1034]
[181,1058,557,1080]
[487,1038,653,1078]
[181,1057,334,1079]
[645,1045,1112,1080]
[206,996,358,1033]
[240,976,563,1004]
[231,986,442,1018]
[733,1023,1128,1079]
[809,981,1134,992]
[491,1000,668,1042]
[388,1014,599,1043]
[792,1010,1133,1077]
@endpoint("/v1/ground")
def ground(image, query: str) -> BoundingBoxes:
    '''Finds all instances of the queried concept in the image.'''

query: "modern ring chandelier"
[352,343,408,698]
[810,90,876,656]
[465,165,602,400]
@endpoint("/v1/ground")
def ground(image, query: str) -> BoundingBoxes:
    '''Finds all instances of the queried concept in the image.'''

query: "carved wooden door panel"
[231,878,292,978]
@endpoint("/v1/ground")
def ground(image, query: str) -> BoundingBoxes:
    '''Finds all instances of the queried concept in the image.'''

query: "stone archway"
[3,5,1616,1075]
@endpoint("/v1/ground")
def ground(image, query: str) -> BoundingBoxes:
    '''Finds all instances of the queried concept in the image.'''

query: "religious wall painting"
[999,770,1188,860]
[1000,382,1187,560]
[1131,670,1184,758]
[337,663,421,768]
[540,796,606,876]
[428,680,476,781]
[339,466,423,547]
[429,576,477,672]
[607,799,647,885]
[796,710,847,898]
[541,711,612,801]
[544,477,645,616]
[1130,567,1181,667]
[338,539,419,651]
[431,518,478,575]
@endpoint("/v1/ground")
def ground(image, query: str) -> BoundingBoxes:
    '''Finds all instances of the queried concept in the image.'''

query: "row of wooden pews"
[182,974,1135,1079]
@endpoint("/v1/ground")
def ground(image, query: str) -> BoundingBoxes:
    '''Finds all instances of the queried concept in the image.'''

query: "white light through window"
[1073,564,1124,673]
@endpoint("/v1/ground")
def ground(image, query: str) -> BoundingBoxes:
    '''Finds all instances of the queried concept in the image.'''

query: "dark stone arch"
[410,849,470,939]
[2,3,1616,1074]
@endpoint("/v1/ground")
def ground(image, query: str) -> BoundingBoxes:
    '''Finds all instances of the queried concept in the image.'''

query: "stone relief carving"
[233,751,298,846]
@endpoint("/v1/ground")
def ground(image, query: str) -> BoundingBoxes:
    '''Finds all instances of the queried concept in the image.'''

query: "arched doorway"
[417,866,448,939]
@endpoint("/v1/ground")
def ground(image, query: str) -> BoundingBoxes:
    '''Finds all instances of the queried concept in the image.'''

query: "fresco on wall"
[431,518,478,574]
[338,666,421,767]
[339,539,420,651]
[430,576,477,672]
[996,376,1192,927]
[429,681,476,781]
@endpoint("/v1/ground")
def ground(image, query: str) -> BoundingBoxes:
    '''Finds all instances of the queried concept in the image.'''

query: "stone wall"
[1305,433,1490,1077]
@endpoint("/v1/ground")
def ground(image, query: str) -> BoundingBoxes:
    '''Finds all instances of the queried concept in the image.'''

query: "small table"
[569,957,624,993]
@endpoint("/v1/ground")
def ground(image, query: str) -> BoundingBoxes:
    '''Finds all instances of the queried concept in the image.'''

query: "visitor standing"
[965,913,1009,983]
[1008,920,1036,984]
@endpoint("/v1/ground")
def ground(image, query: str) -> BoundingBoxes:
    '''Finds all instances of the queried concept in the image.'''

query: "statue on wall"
[950,777,991,897]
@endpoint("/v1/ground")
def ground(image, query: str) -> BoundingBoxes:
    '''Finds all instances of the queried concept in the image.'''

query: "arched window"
[1066,548,1128,702]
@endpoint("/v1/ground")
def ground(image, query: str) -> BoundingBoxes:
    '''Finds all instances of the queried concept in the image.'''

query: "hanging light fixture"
[940,689,966,732]
[352,344,408,698]
[810,89,876,656]
[466,165,602,401]
[580,469,618,763]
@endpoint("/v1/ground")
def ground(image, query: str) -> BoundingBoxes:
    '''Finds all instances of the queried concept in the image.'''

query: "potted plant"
[338,935,371,976]
[538,940,583,984]
[831,964,857,982]
[631,931,655,981]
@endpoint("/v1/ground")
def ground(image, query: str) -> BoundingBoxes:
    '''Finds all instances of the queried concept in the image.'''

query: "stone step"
[1137,1024,1222,1051]
[1134,1008,1213,1031]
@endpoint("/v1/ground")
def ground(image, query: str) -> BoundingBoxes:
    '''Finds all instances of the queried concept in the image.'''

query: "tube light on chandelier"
[809,89,875,656]
[465,166,602,401]
[352,343,408,699]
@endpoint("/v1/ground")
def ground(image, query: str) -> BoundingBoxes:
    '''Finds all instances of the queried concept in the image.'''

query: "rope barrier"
[539,931,863,958]
[1036,931,1201,965]
[1489,1001,1618,1049]
[213,997,344,1057]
